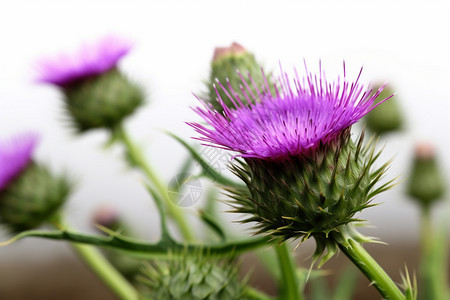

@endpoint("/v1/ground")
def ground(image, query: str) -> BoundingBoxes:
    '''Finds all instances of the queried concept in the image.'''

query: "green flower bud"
[139,255,249,300]
[0,162,71,233]
[207,42,268,112]
[63,68,144,132]
[364,83,403,135]
[407,143,445,208]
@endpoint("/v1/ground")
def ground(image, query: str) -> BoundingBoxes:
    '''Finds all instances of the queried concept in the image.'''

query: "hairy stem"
[337,238,405,300]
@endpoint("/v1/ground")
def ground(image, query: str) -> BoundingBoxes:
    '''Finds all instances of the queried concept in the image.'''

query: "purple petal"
[190,64,389,160]
[0,132,39,191]
[36,35,132,86]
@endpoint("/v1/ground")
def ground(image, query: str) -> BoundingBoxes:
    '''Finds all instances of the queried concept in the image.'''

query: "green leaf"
[332,266,358,300]
[198,209,227,242]
[165,132,243,188]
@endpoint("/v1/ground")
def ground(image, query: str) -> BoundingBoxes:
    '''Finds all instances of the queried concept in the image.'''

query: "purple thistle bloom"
[190,63,391,160]
[36,36,132,86]
[0,133,38,191]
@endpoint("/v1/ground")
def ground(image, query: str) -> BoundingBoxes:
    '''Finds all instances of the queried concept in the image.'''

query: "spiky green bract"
[227,131,391,259]
[207,43,268,112]
[62,68,144,132]
[0,162,71,233]
[138,253,250,300]
[364,84,403,135]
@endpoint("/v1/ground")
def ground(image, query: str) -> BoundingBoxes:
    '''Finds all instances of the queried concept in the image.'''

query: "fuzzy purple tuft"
[36,36,132,86]
[189,63,391,160]
[0,133,39,191]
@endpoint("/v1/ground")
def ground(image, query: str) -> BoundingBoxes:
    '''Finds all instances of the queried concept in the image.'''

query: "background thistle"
[364,83,403,135]
[407,143,445,208]
[37,36,145,132]
[62,68,144,132]
[0,133,71,232]
[0,162,71,232]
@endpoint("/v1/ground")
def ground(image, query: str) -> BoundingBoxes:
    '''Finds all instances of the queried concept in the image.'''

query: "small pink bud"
[212,42,247,62]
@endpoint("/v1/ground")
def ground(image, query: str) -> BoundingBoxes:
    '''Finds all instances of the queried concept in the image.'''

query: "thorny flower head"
[190,63,394,261]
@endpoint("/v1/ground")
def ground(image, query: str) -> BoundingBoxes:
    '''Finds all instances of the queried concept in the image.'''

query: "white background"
[0,0,449,260]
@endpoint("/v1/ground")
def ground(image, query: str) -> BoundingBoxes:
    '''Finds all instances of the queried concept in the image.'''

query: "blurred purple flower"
[190,63,391,160]
[0,133,38,191]
[36,36,132,86]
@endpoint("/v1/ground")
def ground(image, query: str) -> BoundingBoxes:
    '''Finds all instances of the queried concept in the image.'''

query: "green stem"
[274,243,303,300]
[51,216,137,300]
[337,238,405,300]
[419,207,432,299]
[419,206,446,300]
[72,243,138,300]
[114,124,195,242]
[243,286,274,300]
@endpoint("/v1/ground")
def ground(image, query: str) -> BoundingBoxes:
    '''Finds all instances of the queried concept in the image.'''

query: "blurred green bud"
[365,83,403,135]
[0,162,71,233]
[139,254,250,300]
[407,143,445,208]
[207,42,269,112]
[63,68,145,132]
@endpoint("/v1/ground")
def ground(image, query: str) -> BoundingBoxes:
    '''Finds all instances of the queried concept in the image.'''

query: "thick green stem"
[72,243,138,300]
[114,125,195,242]
[274,243,303,300]
[338,239,405,300]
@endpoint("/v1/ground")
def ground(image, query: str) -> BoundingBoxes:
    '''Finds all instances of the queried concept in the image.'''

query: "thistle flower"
[190,63,393,247]
[37,36,144,132]
[0,133,71,232]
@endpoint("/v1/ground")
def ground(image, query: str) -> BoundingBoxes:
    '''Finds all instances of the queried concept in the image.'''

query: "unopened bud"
[207,42,269,112]
[365,83,403,135]
[92,204,122,231]
[407,142,445,208]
